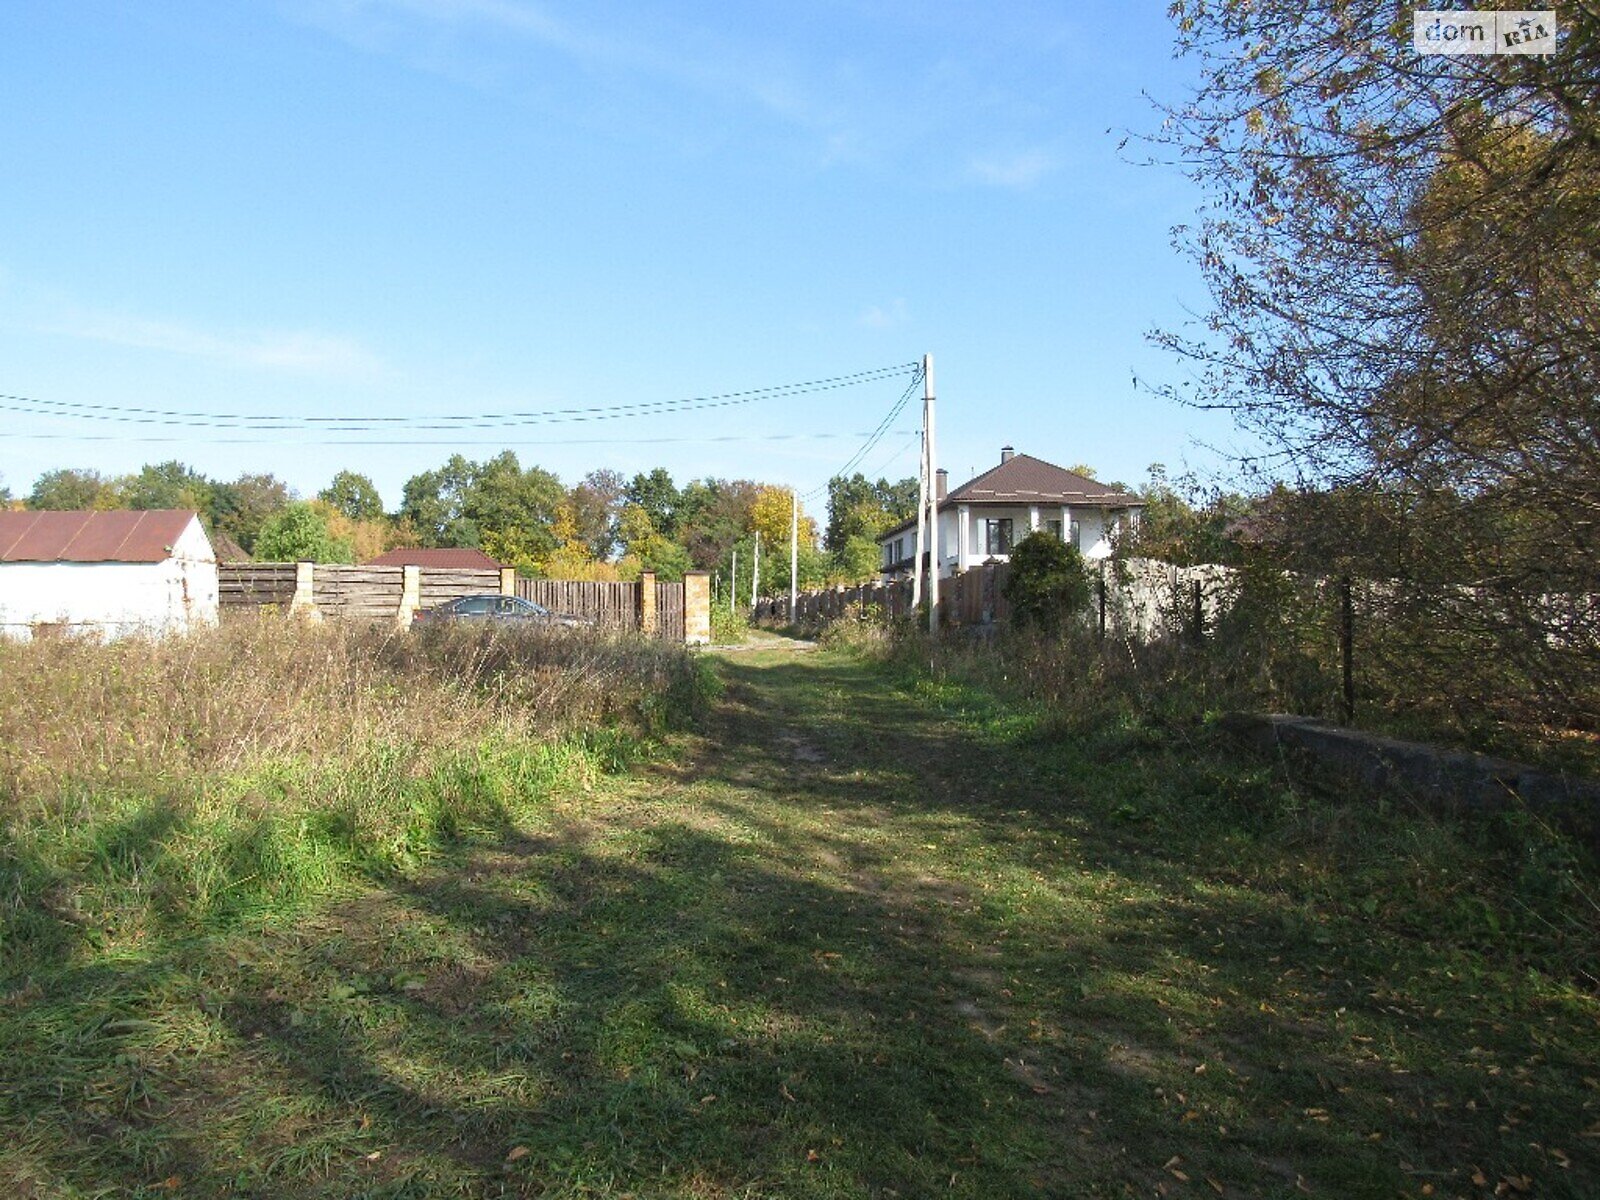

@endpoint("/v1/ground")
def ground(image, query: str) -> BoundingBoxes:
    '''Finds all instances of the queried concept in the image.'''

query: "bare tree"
[1152,0,1600,731]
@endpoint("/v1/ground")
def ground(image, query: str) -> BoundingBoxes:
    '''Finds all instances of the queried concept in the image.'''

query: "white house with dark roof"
[877,447,1143,581]
[0,509,219,640]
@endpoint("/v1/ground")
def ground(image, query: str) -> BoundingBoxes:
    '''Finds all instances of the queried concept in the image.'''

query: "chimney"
[936,468,948,499]
[1000,445,1015,464]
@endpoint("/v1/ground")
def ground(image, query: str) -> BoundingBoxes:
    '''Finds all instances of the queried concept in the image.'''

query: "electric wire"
[0,363,917,433]
[3,429,915,448]
[799,364,923,501]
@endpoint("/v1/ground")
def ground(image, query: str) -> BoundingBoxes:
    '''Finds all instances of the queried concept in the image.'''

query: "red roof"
[0,509,202,563]
[364,547,507,569]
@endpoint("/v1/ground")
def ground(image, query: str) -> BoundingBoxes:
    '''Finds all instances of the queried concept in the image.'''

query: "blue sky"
[0,1,1226,513]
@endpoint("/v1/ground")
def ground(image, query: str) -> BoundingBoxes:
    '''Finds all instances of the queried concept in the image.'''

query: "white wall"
[934,506,1129,577]
[0,517,219,641]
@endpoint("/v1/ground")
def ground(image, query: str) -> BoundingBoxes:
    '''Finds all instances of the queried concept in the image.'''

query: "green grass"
[3,640,1598,1197]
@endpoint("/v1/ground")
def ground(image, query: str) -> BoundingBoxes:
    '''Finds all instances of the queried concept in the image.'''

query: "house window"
[895,537,905,563]
[985,518,1013,556]
[1046,519,1062,540]
[1069,520,1082,551]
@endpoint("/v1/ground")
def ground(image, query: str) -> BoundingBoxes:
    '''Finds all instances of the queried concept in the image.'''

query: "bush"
[710,604,750,645]
[1002,532,1091,633]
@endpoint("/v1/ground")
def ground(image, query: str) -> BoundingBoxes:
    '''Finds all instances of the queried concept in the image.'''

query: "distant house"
[363,547,508,570]
[878,447,1144,581]
[0,509,219,640]
[210,529,251,563]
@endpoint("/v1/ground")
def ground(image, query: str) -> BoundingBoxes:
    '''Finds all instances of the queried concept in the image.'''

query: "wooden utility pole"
[924,353,939,634]
[789,489,799,622]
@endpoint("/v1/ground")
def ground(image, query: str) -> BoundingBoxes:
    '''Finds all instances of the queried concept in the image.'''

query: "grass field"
[2,629,1597,1197]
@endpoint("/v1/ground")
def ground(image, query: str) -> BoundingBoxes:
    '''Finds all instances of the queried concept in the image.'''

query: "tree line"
[0,455,929,592]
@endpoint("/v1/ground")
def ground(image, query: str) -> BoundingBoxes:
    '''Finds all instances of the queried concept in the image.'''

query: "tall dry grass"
[0,617,713,961]
[0,616,705,812]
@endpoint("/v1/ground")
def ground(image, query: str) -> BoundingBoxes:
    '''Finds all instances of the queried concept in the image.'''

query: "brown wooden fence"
[763,566,1018,628]
[313,565,407,619]
[221,563,698,642]
[655,580,685,643]
[518,579,637,628]
[219,563,500,616]
[418,568,502,607]
[516,577,686,641]
[218,563,297,607]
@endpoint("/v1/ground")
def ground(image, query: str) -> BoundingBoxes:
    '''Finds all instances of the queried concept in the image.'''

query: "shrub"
[710,604,750,645]
[1002,532,1091,633]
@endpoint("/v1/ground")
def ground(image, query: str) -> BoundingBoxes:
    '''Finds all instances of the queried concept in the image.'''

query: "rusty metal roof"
[364,547,507,569]
[0,509,201,563]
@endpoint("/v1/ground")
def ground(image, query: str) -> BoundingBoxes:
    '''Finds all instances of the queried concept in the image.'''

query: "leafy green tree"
[677,477,760,570]
[1003,532,1090,633]
[122,461,213,513]
[568,469,625,560]
[211,472,292,553]
[832,534,883,584]
[625,468,681,540]
[318,470,384,522]
[1128,464,1252,566]
[616,503,691,580]
[824,473,916,551]
[399,452,563,556]
[468,451,564,561]
[28,468,119,510]
[400,454,481,547]
[253,501,353,563]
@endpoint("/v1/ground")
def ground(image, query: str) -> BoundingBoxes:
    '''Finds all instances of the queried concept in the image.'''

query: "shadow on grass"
[2,651,1597,1197]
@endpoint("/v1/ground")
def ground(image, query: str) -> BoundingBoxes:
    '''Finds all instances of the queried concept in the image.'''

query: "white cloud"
[40,310,392,381]
[859,299,909,330]
[968,148,1057,189]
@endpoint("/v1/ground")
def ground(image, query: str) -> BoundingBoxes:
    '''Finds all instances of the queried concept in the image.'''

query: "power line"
[3,429,916,448]
[800,364,924,501]
[0,363,918,433]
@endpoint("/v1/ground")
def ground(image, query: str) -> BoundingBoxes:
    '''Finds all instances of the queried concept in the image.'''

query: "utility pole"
[752,530,760,607]
[790,489,800,622]
[730,548,738,614]
[924,352,939,634]
[912,428,926,609]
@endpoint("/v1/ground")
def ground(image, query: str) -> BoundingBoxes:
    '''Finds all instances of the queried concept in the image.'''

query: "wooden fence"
[759,568,1014,628]
[518,580,638,629]
[515,577,686,641]
[221,563,503,622]
[655,580,685,643]
[314,565,408,620]
[418,568,503,607]
[218,563,701,643]
[218,563,297,608]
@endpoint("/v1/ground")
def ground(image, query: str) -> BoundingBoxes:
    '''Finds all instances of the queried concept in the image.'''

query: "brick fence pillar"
[684,571,711,646]
[289,561,321,622]
[638,570,657,637]
[397,564,421,629]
